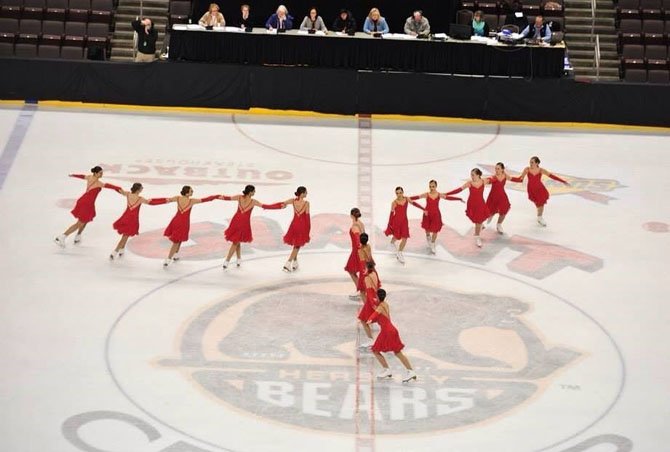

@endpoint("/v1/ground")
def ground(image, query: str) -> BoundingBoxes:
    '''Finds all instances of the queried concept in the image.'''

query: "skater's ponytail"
[360,233,369,245]
[130,182,143,193]
[295,186,307,197]
[180,185,192,196]
[366,261,375,271]
[91,165,103,174]
[377,288,386,301]
[243,184,255,196]
[350,207,361,219]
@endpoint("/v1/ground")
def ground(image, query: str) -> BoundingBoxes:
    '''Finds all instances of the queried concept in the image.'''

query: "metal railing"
[594,34,601,80]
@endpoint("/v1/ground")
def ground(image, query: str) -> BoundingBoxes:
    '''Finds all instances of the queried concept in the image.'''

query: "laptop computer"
[449,23,472,40]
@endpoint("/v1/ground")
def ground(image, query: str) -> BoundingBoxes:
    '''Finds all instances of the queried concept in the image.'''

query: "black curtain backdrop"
[1,58,669,127]
[193,0,458,34]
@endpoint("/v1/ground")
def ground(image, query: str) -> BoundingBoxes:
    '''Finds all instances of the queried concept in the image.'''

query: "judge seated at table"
[404,10,430,37]
[363,8,389,35]
[199,3,225,27]
[472,10,489,37]
[238,4,253,29]
[266,5,294,30]
[519,15,552,42]
[300,7,328,32]
[332,9,356,33]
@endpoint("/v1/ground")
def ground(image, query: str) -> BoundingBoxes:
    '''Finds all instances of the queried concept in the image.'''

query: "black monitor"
[449,23,473,40]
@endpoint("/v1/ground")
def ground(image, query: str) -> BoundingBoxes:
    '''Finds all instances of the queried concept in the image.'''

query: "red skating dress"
[225,200,254,243]
[344,228,361,273]
[465,184,491,224]
[371,310,405,353]
[421,195,443,233]
[358,286,379,322]
[527,172,550,207]
[356,253,380,291]
[71,183,101,223]
[384,201,410,240]
[112,195,142,236]
[486,176,511,216]
[164,200,192,243]
[283,201,310,247]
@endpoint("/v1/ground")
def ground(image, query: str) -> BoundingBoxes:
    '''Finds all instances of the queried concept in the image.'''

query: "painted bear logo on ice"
[159,278,581,434]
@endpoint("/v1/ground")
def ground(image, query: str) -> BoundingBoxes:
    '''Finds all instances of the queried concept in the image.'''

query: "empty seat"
[21,0,44,19]
[640,0,662,18]
[40,18,61,43]
[0,0,22,20]
[63,19,84,45]
[647,69,670,82]
[542,0,564,17]
[619,19,643,46]
[67,0,88,22]
[45,0,66,20]
[523,0,542,14]
[0,17,18,41]
[621,44,646,69]
[17,17,39,42]
[89,0,110,24]
[478,2,498,14]
[59,43,81,58]
[0,40,12,54]
[15,41,37,56]
[456,9,473,25]
[169,1,190,26]
[547,17,563,31]
[483,13,498,31]
[645,44,668,68]
[624,67,647,81]
[460,0,476,10]
[85,20,106,48]
[37,42,58,56]
[643,19,665,44]
[617,0,641,20]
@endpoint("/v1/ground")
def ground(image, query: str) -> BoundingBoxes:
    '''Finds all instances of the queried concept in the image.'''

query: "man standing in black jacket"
[131,18,157,62]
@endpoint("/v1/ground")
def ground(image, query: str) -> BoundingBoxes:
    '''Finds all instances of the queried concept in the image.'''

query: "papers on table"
[433,33,448,39]
[382,33,416,40]
[266,29,277,34]
[186,24,203,30]
[298,30,327,36]
[223,26,245,33]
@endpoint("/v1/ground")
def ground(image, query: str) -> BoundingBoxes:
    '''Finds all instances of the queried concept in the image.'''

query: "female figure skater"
[367,288,416,382]
[163,185,219,267]
[282,186,310,272]
[109,183,168,259]
[384,186,425,263]
[55,166,122,247]
[344,207,364,300]
[220,184,285,269]
[409,180,463,254]
[355,233,376,300]
[445,168,492,248]
[485,162,521,235]
[358,261,381,348]
[515,156,569,227]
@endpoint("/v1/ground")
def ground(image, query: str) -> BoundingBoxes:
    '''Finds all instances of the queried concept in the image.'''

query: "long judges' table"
[168,28,565,78]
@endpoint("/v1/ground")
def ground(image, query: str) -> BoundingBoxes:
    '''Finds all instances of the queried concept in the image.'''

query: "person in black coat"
[131,18,157,62]
[238,4,253,29]
[332,9,356,33]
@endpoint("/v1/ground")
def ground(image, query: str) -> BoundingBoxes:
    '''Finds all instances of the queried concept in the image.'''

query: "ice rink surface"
[0,104,668,452]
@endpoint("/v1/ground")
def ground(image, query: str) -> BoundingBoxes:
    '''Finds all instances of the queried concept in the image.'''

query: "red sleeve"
[69,174,86,179]
[220,195,233,200]
[367,311,380,322]
[103,183,123,192]
[444,196,464,202]
[148,197,168,205]
[261,202,284,210]
[409,195,421,201]
[549,174,568,184]
[200,195,219,203]
[510,176,524,183]
[409,201,425,211]
[445,187,463,196]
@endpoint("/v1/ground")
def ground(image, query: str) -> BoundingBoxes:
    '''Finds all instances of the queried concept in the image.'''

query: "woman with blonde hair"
[363,7,389,34]
[199,3,225,27]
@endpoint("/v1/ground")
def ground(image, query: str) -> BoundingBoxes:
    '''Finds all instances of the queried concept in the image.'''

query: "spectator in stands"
[131,18,157,63]
[332,9,356,33]
[472,10,489,37]
[504,1,528,31]
[266,5,294,30]
[199,3,225,27]
[404,10,430,37]
[300,7,328,32]
[238,4,253,29]
[363,8,389,35]
[520,15,552,42]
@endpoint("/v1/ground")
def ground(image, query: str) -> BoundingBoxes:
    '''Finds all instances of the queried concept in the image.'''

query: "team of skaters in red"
[56,158,567,381]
